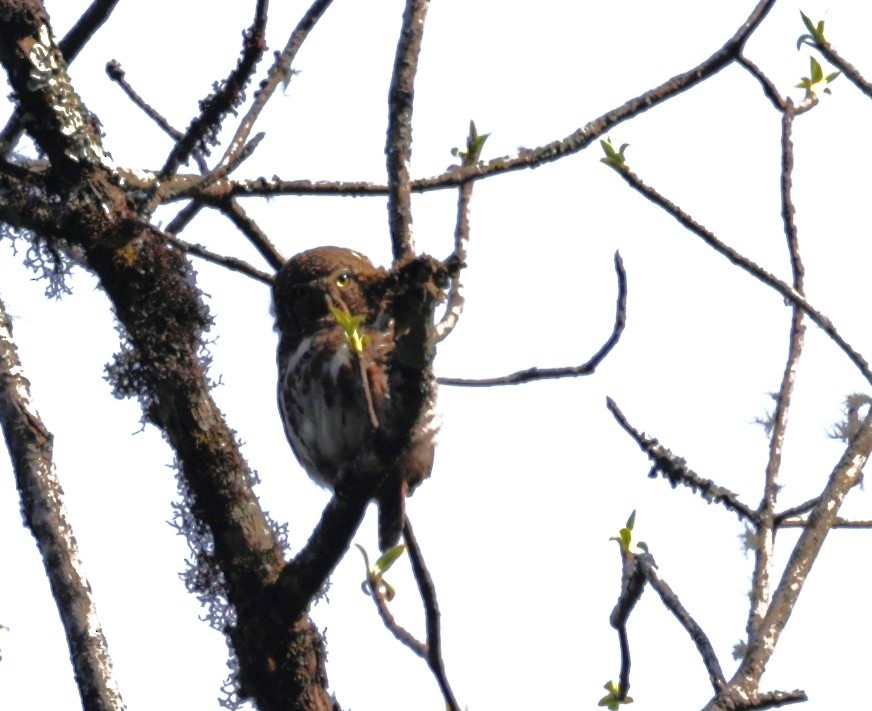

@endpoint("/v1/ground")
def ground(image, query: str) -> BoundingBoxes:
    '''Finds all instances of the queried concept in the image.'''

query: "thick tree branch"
[0,6,330,709]
[732,409,872,691]
[0,297,125,711]
[0,0,119,155]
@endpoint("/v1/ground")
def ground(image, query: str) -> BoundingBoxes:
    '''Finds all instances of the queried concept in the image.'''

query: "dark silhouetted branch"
[613,167,872,386]
[607,398,758,523]
[163,233,273,285]
[160,0,270,179]
[386,0,430,263]
[438,251,626,387]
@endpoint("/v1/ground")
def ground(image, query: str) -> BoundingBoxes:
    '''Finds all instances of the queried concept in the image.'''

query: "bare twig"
[613,167,872,386]
[216,198,285,270]
[438,251,626,387]
[639,555,727,694]
[160,0,270,179]
[148,0,778,209]
[105,60,209,175]
[435,180,472,341]
[202,0,335,189]
[165,201,205,236]
[747,100,805,642]
[607,398,759,523]
[367,575,427,659]
[404,518,460,711]
[0,297,125,711]
[163,234,273,284]
[816,42,872,102]
[737,54,785,110]
[609,545,646,701]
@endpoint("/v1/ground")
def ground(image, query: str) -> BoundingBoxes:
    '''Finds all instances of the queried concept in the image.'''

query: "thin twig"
[435,180,472,341]
[639,555,727,694]
[614,166,872,386]
[438,251,626,387]
[216,197,285,270]
[160,0,270,178]
[737,54,785,110]
[165,201,205,236]
[404,518,460,711]
[747,100,805,643]
[607,398,759,523]
[386,0,431,263]
[202,0,335,189]
[0,297,125,711]
[163,234,273,284]
[367,576,427,659]
[609,547,647,701]
[817,42,872,101]
[779,517,872,529]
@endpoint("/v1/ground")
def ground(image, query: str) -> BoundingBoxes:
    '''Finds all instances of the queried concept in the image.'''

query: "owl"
[273,246,437,551]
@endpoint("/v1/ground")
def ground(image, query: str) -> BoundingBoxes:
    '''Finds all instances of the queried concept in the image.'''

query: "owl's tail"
[377,479,408,552]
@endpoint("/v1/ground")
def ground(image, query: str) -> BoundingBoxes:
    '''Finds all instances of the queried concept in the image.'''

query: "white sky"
[2,1,872,710]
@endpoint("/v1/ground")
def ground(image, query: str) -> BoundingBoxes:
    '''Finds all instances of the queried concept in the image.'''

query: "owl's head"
[273,246,388,337]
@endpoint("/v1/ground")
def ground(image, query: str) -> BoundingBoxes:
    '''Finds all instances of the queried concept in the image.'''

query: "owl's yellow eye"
[335,272,352,288]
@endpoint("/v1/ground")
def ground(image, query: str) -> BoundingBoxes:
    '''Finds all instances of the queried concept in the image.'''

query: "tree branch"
[612,166,872,386]
[607,398,759,524]
[0,297,125,711]
[386,0,430,263]
[438,251,626,387]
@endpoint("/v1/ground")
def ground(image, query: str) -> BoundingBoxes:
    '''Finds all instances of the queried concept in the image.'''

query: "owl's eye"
[335,272,352,288]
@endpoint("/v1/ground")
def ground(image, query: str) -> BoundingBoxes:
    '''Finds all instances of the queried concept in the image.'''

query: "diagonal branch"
[613,166,872,386]
[404,518,460,711]
[0,297,125,711]
[733,409,872,690]
[201,0,335,190]
[159,0,270,179]
[607,398,759,523]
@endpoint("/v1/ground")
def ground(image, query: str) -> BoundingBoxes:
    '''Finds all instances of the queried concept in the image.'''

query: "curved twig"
[438,251,626,387]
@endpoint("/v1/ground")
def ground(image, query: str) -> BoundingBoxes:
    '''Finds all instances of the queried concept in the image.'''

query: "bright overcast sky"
[2,1,872,710]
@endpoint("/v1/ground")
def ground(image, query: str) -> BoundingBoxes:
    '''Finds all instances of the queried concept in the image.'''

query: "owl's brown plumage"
[274,246,437,551]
